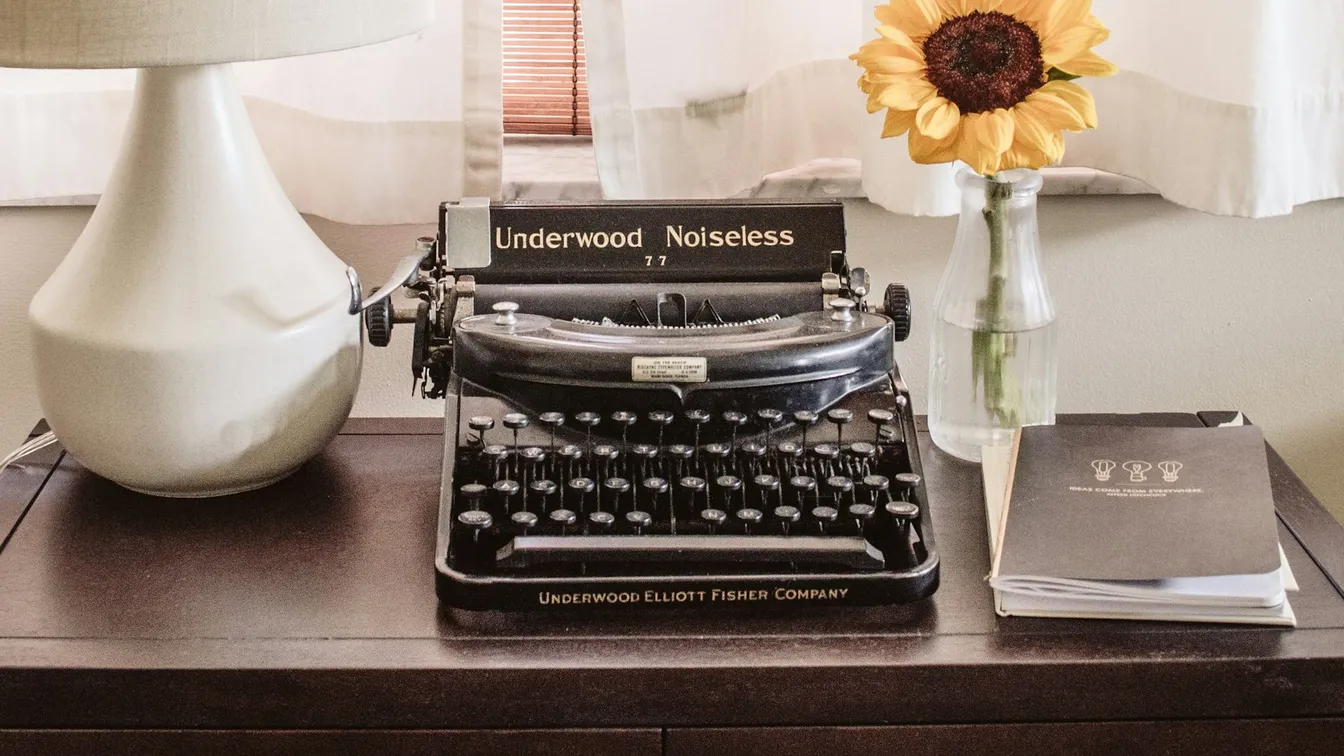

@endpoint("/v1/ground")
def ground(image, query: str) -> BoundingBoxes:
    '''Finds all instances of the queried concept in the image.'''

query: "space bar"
[495,535,886,570]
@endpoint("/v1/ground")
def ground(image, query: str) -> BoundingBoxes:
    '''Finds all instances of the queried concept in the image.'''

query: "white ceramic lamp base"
[28,64,362,498]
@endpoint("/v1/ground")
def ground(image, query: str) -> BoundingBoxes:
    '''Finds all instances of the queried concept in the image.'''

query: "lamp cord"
[1,431,58,473]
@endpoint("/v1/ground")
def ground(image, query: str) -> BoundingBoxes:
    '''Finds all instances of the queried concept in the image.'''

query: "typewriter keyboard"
[444,393,932,583]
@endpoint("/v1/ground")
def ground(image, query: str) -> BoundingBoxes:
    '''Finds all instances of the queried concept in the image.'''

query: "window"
[503,0,591,136]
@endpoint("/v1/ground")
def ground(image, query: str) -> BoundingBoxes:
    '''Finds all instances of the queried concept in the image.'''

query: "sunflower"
[853,0,1117,175]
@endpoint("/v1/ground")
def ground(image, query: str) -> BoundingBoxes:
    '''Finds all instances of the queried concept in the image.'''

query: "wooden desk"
[1,414,1341,755]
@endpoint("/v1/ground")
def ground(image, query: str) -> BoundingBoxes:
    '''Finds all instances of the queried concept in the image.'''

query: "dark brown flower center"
[923,11,1044,113]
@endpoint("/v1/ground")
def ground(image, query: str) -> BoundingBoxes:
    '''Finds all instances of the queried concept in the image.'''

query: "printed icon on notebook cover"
[1157,460,1183,482]
[1122,460,1152,483]
[1090,459,1116,482]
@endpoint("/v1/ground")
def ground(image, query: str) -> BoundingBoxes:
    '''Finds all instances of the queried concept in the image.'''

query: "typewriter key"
[885,500,919,521]
[811,444,840,477]
[776,442,802,476]
[481,444,509,482]
[894,472,921,501]
[863,474,891,504]
[848,502,876,533]
[589,510,616,534]
[846,442,877,477]
[700,507,728,533]
[575,411,601,455]
[754,474,780,510]
[538,411,566,448]
[866,409,894,444]
[811,505,839,533]
[722,411,748,451]
[626,510,654,535]
[789,475,818,507]
[685,409,711,454]
[827,476,854,507]
[460,483,488,510]
[610,411,637,451]
[826,408,854,444]
[893,395,909,442]
[567,477,595,513]
[647,410,674,451]
[736,507,764,534]
[793,410,820,448]
[714,474,743,511]
[739,442,766,474]
[511,510,539,533]
[468,416,495,446]
[773,505,801,534]
[592,444,620,483]
[665,444,693,482]
[549,508,578,534]
[503,413,529,477]
[631,444,658,480]
[603,477,631,511]
[679,476,707,514]
[529,479,558,513]
[702,443,730,477]
[756,408,783,448]
[557,444,583,480]
[491,479,521,512]
[457,509,493,542]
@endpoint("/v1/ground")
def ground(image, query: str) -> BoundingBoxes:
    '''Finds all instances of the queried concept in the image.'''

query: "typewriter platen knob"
[828,297,857,323]
[883,284,912,342]
[492,300,520,326]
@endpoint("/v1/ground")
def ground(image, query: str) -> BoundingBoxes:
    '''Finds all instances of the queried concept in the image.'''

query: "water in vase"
[928,317,1057,463]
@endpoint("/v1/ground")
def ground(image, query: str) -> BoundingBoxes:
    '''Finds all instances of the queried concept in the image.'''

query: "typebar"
[495,534,887,570]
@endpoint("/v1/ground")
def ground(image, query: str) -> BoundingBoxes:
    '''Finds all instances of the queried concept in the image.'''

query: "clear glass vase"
[928,168,1057,463]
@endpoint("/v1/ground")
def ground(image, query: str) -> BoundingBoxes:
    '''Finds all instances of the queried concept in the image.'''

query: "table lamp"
[0,1,433,497]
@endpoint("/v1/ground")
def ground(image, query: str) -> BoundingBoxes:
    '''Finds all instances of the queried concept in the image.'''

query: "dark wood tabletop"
[1,413,1342,755]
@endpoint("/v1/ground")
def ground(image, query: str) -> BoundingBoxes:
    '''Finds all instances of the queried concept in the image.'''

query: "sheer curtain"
[0,0,501,225]
[583,0,1344,218]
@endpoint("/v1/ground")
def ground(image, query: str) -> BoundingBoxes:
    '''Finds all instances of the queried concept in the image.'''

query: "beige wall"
[2,197,1342,522]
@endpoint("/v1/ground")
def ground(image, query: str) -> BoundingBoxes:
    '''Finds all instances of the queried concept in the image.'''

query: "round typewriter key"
[811,505,839,533]
[520,446,546,465]
[549,508,578,533]
[611,411,638,450]
[592,444,620,481]
[685,409,711,452]
[679,476,707,512]
[863,474,891,503]
[847,441,877,459]
[491,479,520,512]
[567,477,595,513]
[827,475,855,506]
[826,408,854,444]
[643,477,669,494]
[866,408,894,444]
[789,475,817,507]
[604,477,631,510]
[664,443,693,481]
[892,395,910,442]
[538,411,566,447]
[885,501,920,520]
[700,507,728,533]
[626,510,654,534]
[588,510,616,533]
[714,474,742,510]
[529,479,558,513]
[511,510,539,531]
[811,444,840,476]
[722,411,748,451]
[457,509,493,540]
[736,507,764,534]
[459,483,488,510]
[757,408,783,446]
[849,502,876,532]
[775,442,802,474]
[739,441,766,463]
[648,410,674,450]
[503,412,529,429]
[557,444,583,479]
[575,411,601,455]
[894,472,922,501]
[468,416,495,446]
[793,410,820,448]
[773,505,801,534]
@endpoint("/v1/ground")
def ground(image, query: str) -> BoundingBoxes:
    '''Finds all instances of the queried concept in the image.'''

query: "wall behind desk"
[2,197,1341,522]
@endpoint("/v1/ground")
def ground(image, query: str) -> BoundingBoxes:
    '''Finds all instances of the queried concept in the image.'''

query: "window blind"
[503,0,591,136]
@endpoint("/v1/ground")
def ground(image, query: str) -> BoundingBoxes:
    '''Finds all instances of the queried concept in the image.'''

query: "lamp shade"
[0,0,434,68]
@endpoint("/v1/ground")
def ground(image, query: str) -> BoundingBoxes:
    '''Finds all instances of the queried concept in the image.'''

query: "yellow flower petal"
[915,96,961,140]
[1054,49,1118,78]
[876,24,919,50]
[1008,102,1062,159]
[1023,87,1088,130]
[1042,0,1092,40]
[977,108,1016,154]
[1041,20,1109,67]
[875,0,946,40]
[1002,0,1047,29]
[956,123,1002,175]
[882,107,917,138]
[909,119,962,165]
[876,76,938,111]
[937,0,977,16]
[1040,79,1097,128]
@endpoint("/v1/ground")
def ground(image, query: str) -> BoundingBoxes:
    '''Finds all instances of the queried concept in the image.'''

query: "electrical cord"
[1,431,58,473]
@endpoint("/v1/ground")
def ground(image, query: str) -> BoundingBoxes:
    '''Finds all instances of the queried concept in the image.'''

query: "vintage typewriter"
[363,199,938,610]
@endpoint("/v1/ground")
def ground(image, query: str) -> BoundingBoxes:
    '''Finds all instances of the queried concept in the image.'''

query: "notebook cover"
[994,425,1280,581]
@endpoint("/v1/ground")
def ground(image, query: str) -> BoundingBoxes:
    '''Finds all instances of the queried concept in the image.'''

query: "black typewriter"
[363,199,938,611]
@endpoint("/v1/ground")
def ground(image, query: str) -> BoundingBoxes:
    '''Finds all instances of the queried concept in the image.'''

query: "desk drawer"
[667,719,1344,756]
[0,728,661,756]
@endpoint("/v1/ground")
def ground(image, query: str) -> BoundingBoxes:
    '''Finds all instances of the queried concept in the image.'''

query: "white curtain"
[0,0,501,225]
[583,0,1344,218]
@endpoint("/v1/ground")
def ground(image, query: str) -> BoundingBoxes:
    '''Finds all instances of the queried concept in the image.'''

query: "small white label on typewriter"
[631,356,708,383]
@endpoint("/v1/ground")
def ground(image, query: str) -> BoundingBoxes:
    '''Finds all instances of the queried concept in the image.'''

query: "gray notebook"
[993,425,1281,581]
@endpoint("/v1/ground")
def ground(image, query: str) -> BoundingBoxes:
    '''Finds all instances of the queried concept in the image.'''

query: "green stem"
[974,175,1016,428]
